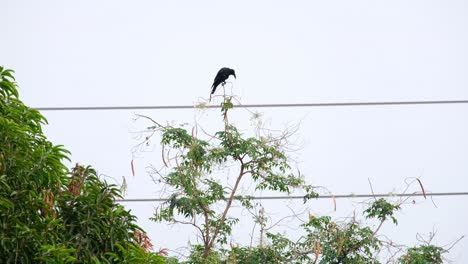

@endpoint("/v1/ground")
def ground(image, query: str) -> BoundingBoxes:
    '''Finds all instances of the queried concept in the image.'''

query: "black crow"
[210,67,236,101]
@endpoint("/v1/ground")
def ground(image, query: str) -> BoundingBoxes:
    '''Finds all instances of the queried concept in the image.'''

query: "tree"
[139,97,317,259]
[0,66,164,263]
[138,94,457,263]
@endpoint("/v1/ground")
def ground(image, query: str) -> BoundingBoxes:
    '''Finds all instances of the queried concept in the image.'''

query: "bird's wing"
[211,78,221,94]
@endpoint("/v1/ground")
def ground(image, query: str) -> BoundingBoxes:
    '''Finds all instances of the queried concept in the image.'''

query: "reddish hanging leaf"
[158,248,169,256]
[131,159,135,177]
[134,230,154,252]
[416,178,427,199]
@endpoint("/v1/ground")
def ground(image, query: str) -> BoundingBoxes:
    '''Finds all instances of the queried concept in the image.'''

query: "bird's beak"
[233,73,237,79]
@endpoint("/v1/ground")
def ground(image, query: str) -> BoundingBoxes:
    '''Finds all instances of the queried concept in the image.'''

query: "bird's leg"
[222,82,226,97]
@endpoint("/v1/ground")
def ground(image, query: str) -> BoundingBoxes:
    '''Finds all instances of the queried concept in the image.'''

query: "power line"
[34,100,468,111]
[116,192,468,203]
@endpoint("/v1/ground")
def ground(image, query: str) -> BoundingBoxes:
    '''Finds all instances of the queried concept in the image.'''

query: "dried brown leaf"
[416,178,427,199]
[131,159,135,177]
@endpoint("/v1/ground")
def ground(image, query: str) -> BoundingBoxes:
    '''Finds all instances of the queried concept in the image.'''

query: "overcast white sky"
[3,0,468,262]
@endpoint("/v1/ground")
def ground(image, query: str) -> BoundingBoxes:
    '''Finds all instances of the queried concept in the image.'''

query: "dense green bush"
[0,66,163,263]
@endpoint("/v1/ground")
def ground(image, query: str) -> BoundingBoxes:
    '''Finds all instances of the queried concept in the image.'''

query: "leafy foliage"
[225,246,281,263]
[399,245,445,264]
[0,66,71,263]
[244,215,383,264]
[163,211,449,264]
[364,198,400,224]
[0,67,162,263]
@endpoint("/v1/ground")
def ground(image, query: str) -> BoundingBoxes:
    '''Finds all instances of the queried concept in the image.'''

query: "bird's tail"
[209,86,216,102]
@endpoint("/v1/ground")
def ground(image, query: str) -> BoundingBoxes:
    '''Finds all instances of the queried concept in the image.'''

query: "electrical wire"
[116,192,468,203]
[34,100,468,111]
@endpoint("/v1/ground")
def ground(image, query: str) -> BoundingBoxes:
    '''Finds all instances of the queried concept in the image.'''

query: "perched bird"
[210,67,236,101]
